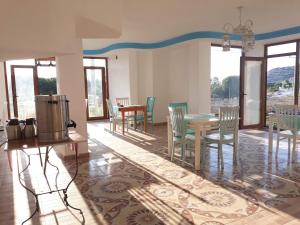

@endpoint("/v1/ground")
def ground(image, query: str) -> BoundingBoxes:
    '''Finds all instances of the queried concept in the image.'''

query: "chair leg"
[233,134,238,156]
[171,142,175,162]
[288,138,291,152]
[293,136,296,153]
[218,143,224,169]
[182,144,186,165]
[276,133,280,154]
[113,120,116,133]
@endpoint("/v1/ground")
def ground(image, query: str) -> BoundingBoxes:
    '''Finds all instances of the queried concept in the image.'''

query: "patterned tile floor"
[0,122,300,225]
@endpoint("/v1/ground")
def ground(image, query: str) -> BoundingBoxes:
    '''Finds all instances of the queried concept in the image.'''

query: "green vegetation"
[211,76,239,99]
[267,79,292,94]
[38,78,57,95]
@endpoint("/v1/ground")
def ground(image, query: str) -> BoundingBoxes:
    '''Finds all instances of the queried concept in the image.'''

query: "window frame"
[83,56,109,120]
[4,58,57,119]
[264,39,299,105]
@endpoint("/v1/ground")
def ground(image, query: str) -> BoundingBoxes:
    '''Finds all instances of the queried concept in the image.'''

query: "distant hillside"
[267,66,294,84]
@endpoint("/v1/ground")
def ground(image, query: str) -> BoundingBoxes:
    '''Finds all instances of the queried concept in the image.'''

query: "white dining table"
[167,113,219,171]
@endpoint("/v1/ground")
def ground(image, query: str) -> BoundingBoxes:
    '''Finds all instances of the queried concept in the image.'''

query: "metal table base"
[16,145,85,225]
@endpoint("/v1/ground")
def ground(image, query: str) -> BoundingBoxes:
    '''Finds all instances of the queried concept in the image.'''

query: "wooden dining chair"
[168,107,195,163]
[168,102,188,114]
[202,106,239,169]
[116,97,130,106]
[136,96,156,127]
[169,102,194,135]
[275,104,300,154]
[106,99,128,133]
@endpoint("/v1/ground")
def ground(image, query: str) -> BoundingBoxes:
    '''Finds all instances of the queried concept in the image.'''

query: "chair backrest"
[168,107,186,138]
[146,96,155,114]
[219,106,239,134]
[116,97,130,106]
[106,99,115,118]
[168,102,188,114]
[275,105,299,132]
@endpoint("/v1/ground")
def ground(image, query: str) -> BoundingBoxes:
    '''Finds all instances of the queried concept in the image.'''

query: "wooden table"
[118,105,147,134]
[2,131,86,224]
[167,114,218,171]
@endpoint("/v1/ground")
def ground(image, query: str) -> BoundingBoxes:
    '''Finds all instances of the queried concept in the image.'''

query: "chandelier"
[222,6,255,52]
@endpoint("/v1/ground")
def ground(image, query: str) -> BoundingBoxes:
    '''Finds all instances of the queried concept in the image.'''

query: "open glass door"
[240,57,266,129]
[11,65,38,119]
[84,67,107,120]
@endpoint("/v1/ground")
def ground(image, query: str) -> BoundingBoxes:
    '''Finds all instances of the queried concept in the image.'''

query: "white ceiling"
[83,0,300,50]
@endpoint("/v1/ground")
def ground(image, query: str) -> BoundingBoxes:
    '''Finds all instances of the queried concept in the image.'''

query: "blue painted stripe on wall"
[83,26,300,55]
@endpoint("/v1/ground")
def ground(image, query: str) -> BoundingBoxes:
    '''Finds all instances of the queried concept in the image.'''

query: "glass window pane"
[83,58,106,67]
[267,42,296,55]
[266,55,296,114]
[243,61,262,126]
[14,68,36,119]
[86,69,104,118]
[37,66,57,95]
[210,46,242,114]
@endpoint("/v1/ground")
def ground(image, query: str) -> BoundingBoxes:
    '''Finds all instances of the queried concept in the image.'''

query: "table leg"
[194,127,201,171]
[143,108,147,132]
[7,151,13,171]
[38,147,43,167]
[63,143,85,224]
[134,111,137,130]
[17,150,40,224]
[122,111,125,134]
[43,146,50,175]
[269,122,273,153]
[167,117,172,156]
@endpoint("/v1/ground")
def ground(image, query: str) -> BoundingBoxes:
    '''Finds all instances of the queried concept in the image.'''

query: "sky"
[210,46,242,81]
[211,43,297,81]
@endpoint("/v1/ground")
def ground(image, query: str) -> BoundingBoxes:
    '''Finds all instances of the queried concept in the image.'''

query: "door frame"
[84,66,108,120]
[11,65,38,118]
[239,56,266,129]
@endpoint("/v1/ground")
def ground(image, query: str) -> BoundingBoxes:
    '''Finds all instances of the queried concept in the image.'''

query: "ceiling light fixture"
[222,6,255,52]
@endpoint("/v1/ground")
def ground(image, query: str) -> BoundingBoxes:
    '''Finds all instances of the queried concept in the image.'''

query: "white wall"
[136,51,154,105]
[56,39,88,155]
[107,51,131,105]
[152,48,170,123]
[103,40,212,123]
[129,51,139,104]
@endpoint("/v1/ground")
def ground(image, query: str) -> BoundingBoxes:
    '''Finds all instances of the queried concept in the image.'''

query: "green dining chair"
[106,99,129,133]
[275,105,300,154]
[136,96,156,127]
[168,102,188,114]
[168,102,194,135]
[168,107,195,163]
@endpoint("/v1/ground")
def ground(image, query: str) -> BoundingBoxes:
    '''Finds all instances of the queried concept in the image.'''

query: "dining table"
[167,113,219,171]
[118,105,147,134]
[2,131,86,224]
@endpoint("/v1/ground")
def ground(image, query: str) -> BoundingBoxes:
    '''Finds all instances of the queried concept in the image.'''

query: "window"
[36,58,57,95]
[265,41,297,115]
[5,58,57,119]
[83,57,109,120]
[210,45,242,114]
